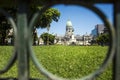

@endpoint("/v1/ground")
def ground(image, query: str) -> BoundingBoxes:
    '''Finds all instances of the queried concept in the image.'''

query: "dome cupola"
[66,20,72,27]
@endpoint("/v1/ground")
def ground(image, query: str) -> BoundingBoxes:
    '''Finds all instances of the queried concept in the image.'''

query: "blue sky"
[37,4,113,37]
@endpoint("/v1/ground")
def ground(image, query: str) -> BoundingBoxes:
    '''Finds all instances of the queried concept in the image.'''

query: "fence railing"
[0,0,119,80]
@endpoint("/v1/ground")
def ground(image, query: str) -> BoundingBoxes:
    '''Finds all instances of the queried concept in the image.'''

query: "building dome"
[66,20,72,27]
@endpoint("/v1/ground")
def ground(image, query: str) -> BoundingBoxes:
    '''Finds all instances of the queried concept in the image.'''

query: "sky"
[37,4,113,37]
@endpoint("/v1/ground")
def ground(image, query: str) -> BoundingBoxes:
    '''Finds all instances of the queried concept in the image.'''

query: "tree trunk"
[47,24,50,45]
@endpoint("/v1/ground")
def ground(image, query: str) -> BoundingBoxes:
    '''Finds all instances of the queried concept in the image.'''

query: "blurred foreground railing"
[0,0,119,80]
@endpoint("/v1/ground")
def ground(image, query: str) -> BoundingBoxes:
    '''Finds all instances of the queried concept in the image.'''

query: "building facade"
[54,20,92,45]
[91,24,106,37]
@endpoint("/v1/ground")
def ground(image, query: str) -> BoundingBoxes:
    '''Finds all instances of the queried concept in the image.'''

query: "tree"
[31,7,60,45]
[46,24,50,45]
[96,33,109,46]
[34,7,60,45]
[0,7,60,45]
[32,27,38,45]
[40,33,55,45]
[34,8,60,28]
[91,39,97,45]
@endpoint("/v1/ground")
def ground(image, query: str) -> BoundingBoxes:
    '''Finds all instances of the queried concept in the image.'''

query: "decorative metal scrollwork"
[29,1,116,80]
[0,8,17,74]
[0,0,116,80]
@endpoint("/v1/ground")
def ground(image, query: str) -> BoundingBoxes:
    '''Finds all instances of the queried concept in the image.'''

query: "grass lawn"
[0,45,112,80]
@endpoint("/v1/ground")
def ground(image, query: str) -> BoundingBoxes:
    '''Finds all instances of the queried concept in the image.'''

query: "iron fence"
[0,0,119,80]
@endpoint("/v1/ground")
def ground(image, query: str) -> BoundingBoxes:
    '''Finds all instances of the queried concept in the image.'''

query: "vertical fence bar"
[17,1,29,80]
[114,1,120,80]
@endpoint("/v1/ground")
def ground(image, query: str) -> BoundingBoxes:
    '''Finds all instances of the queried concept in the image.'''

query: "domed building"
[64,20,76,45]
[65,20,74,39]
[54,19,92,45]
[55,19,77,45]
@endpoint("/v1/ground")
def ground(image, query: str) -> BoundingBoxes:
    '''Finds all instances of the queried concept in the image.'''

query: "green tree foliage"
[34,8,60,28]
[0,7,60,45]
[40,33,55,45]
[31,7,60,45]
[96,33,109,46]
[91,39,97,45]
[33,7,60,45]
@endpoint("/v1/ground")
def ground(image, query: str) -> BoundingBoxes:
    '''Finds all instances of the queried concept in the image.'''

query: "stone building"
[64,20,76,45]
[55,20,92,45]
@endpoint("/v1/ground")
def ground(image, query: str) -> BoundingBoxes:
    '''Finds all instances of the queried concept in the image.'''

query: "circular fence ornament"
[29,1,116,80]
[0,8,17,74]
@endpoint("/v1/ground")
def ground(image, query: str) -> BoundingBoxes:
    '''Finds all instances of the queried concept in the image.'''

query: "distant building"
[64,20,76,45]
[54,20,92,45]
[38,19,93,45]
[6,28,14,45]
[91,28,97,36]
[91,24,106,37]
[96,24,105,35]
[103,27,109,33]
[38,37,44,45]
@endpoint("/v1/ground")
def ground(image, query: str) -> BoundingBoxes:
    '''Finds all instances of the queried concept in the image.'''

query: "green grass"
[0,45,112,80]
